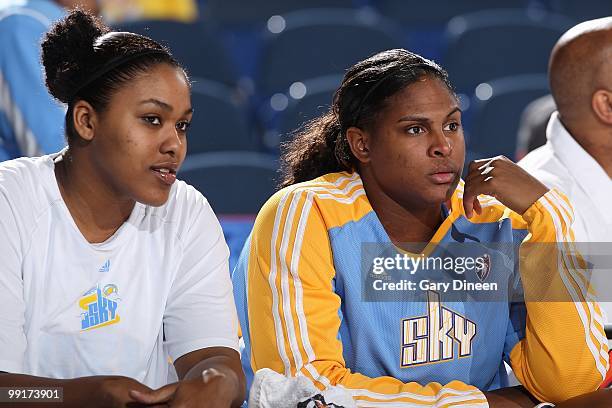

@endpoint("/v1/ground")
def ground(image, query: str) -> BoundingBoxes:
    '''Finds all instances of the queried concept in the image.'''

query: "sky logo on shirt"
[401,291,477,367]
[79,284,120,331]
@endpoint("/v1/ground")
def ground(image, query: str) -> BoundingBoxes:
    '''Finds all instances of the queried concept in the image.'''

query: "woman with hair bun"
[233,49,609,407]
[0,9,245,407]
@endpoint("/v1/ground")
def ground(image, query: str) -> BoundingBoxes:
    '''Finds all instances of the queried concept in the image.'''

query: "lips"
[151,163,178,186]
[429,166,458,185]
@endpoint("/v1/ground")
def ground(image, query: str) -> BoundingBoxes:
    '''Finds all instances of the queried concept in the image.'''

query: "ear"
[346,126,371,164]
[592,89,612,125]
[72,100,98,141]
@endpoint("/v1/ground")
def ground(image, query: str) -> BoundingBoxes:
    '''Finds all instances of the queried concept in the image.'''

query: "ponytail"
[279,110,354,189]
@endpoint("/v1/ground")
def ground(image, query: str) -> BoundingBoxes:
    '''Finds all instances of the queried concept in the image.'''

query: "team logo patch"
[475,254,491,282]
[401,291,477,367]
[98,259,110,273]
[79,284,121,331]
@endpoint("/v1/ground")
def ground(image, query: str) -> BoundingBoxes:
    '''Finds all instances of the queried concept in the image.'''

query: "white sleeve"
[163,198,239,361]
[0,185,26,373]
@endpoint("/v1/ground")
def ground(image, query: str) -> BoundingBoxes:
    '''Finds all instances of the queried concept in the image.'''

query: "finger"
[130,383,178,405]
[463,175,490,218]
[471,157,495,164]
[464,166,490,185]
[466,159,483,176]
[473,196,482,215]
[477,159,495,172]
[463,188,474,219]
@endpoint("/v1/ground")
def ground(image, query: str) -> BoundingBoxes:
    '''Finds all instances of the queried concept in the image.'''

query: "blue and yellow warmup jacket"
[232,171,608,406]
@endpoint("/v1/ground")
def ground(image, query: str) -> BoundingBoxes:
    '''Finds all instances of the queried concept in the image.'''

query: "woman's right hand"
[92,376,163,408]
[0,372,165,408]
[463,156,549,218]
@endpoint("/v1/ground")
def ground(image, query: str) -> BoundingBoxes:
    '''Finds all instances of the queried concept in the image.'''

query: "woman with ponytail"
[233,49,609,407]
[0,9,244,407]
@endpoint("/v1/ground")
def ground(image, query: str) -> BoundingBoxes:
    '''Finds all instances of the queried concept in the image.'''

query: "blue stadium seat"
[178,151,279,214]
[219,216,255,272]
[375,0,527,25]
[551,0,612,22]
[467,74,550,160]
[202,0,355,25]
[515,94,556,160]
[114,20,238,85]
[372,1,527,61]
[188,80,257,153]
[261,74,342,150]
[256,8,402,96]
[443,9,574,93]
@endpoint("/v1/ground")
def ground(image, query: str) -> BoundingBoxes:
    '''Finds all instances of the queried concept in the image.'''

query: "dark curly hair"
[279,49,455,188]
[41,9,187,143]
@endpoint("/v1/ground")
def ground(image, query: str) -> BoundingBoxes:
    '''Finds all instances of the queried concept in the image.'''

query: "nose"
[428,129,452,158]
[160,125,185,157]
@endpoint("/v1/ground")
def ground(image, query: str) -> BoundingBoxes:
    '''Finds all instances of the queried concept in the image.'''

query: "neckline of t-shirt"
[46,151,145,251]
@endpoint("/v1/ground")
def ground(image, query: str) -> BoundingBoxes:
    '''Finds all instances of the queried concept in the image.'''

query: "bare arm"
[130,347,246,408]
[0,372,155,408]
[175,347,246,407]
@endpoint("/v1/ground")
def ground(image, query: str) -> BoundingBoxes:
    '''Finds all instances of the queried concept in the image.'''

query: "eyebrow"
[397,107,462,123]
[140,98,193,115]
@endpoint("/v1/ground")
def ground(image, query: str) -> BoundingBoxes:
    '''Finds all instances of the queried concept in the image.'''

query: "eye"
[143,116,161,126]
[176,121,191,132]
[405,126,425,135]
[444,122,461,132]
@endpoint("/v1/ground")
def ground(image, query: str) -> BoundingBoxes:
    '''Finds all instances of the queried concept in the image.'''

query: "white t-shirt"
[519,112,612,322]
[0,153,239,388]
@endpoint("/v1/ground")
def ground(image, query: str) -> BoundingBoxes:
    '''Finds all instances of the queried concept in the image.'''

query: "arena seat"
[375,0,527,25]
[114,20,238,86]
[201,0,354,26]
[467,74,549,159]
[443,9,573,93]
[256,8,402,96]
[178,151,279,214]
[260,74,342,150]
[219,215,256,272]
[188,80,257,154]
[552,0,612,23]
[515,94,556,160]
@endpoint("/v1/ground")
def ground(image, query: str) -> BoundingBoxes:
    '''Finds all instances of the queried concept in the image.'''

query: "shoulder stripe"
[542,193,609,367]
[265,174,358,376]
[268,176,365,387]
[279,189,307,376]
[267,184,296,375]
[538,194,609,379]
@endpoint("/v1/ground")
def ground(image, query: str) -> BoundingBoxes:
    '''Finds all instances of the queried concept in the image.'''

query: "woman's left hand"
[463,156,549,218]
[129,368,236,407]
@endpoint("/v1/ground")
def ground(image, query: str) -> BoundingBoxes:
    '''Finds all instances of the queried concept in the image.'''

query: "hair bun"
[41,9,109,103]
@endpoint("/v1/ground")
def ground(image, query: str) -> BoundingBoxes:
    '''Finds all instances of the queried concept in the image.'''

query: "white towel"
[248,368,356,408]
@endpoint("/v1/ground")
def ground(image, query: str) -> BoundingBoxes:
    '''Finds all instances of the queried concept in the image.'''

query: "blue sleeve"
[231,234,255,396]
[0,12,66,158]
